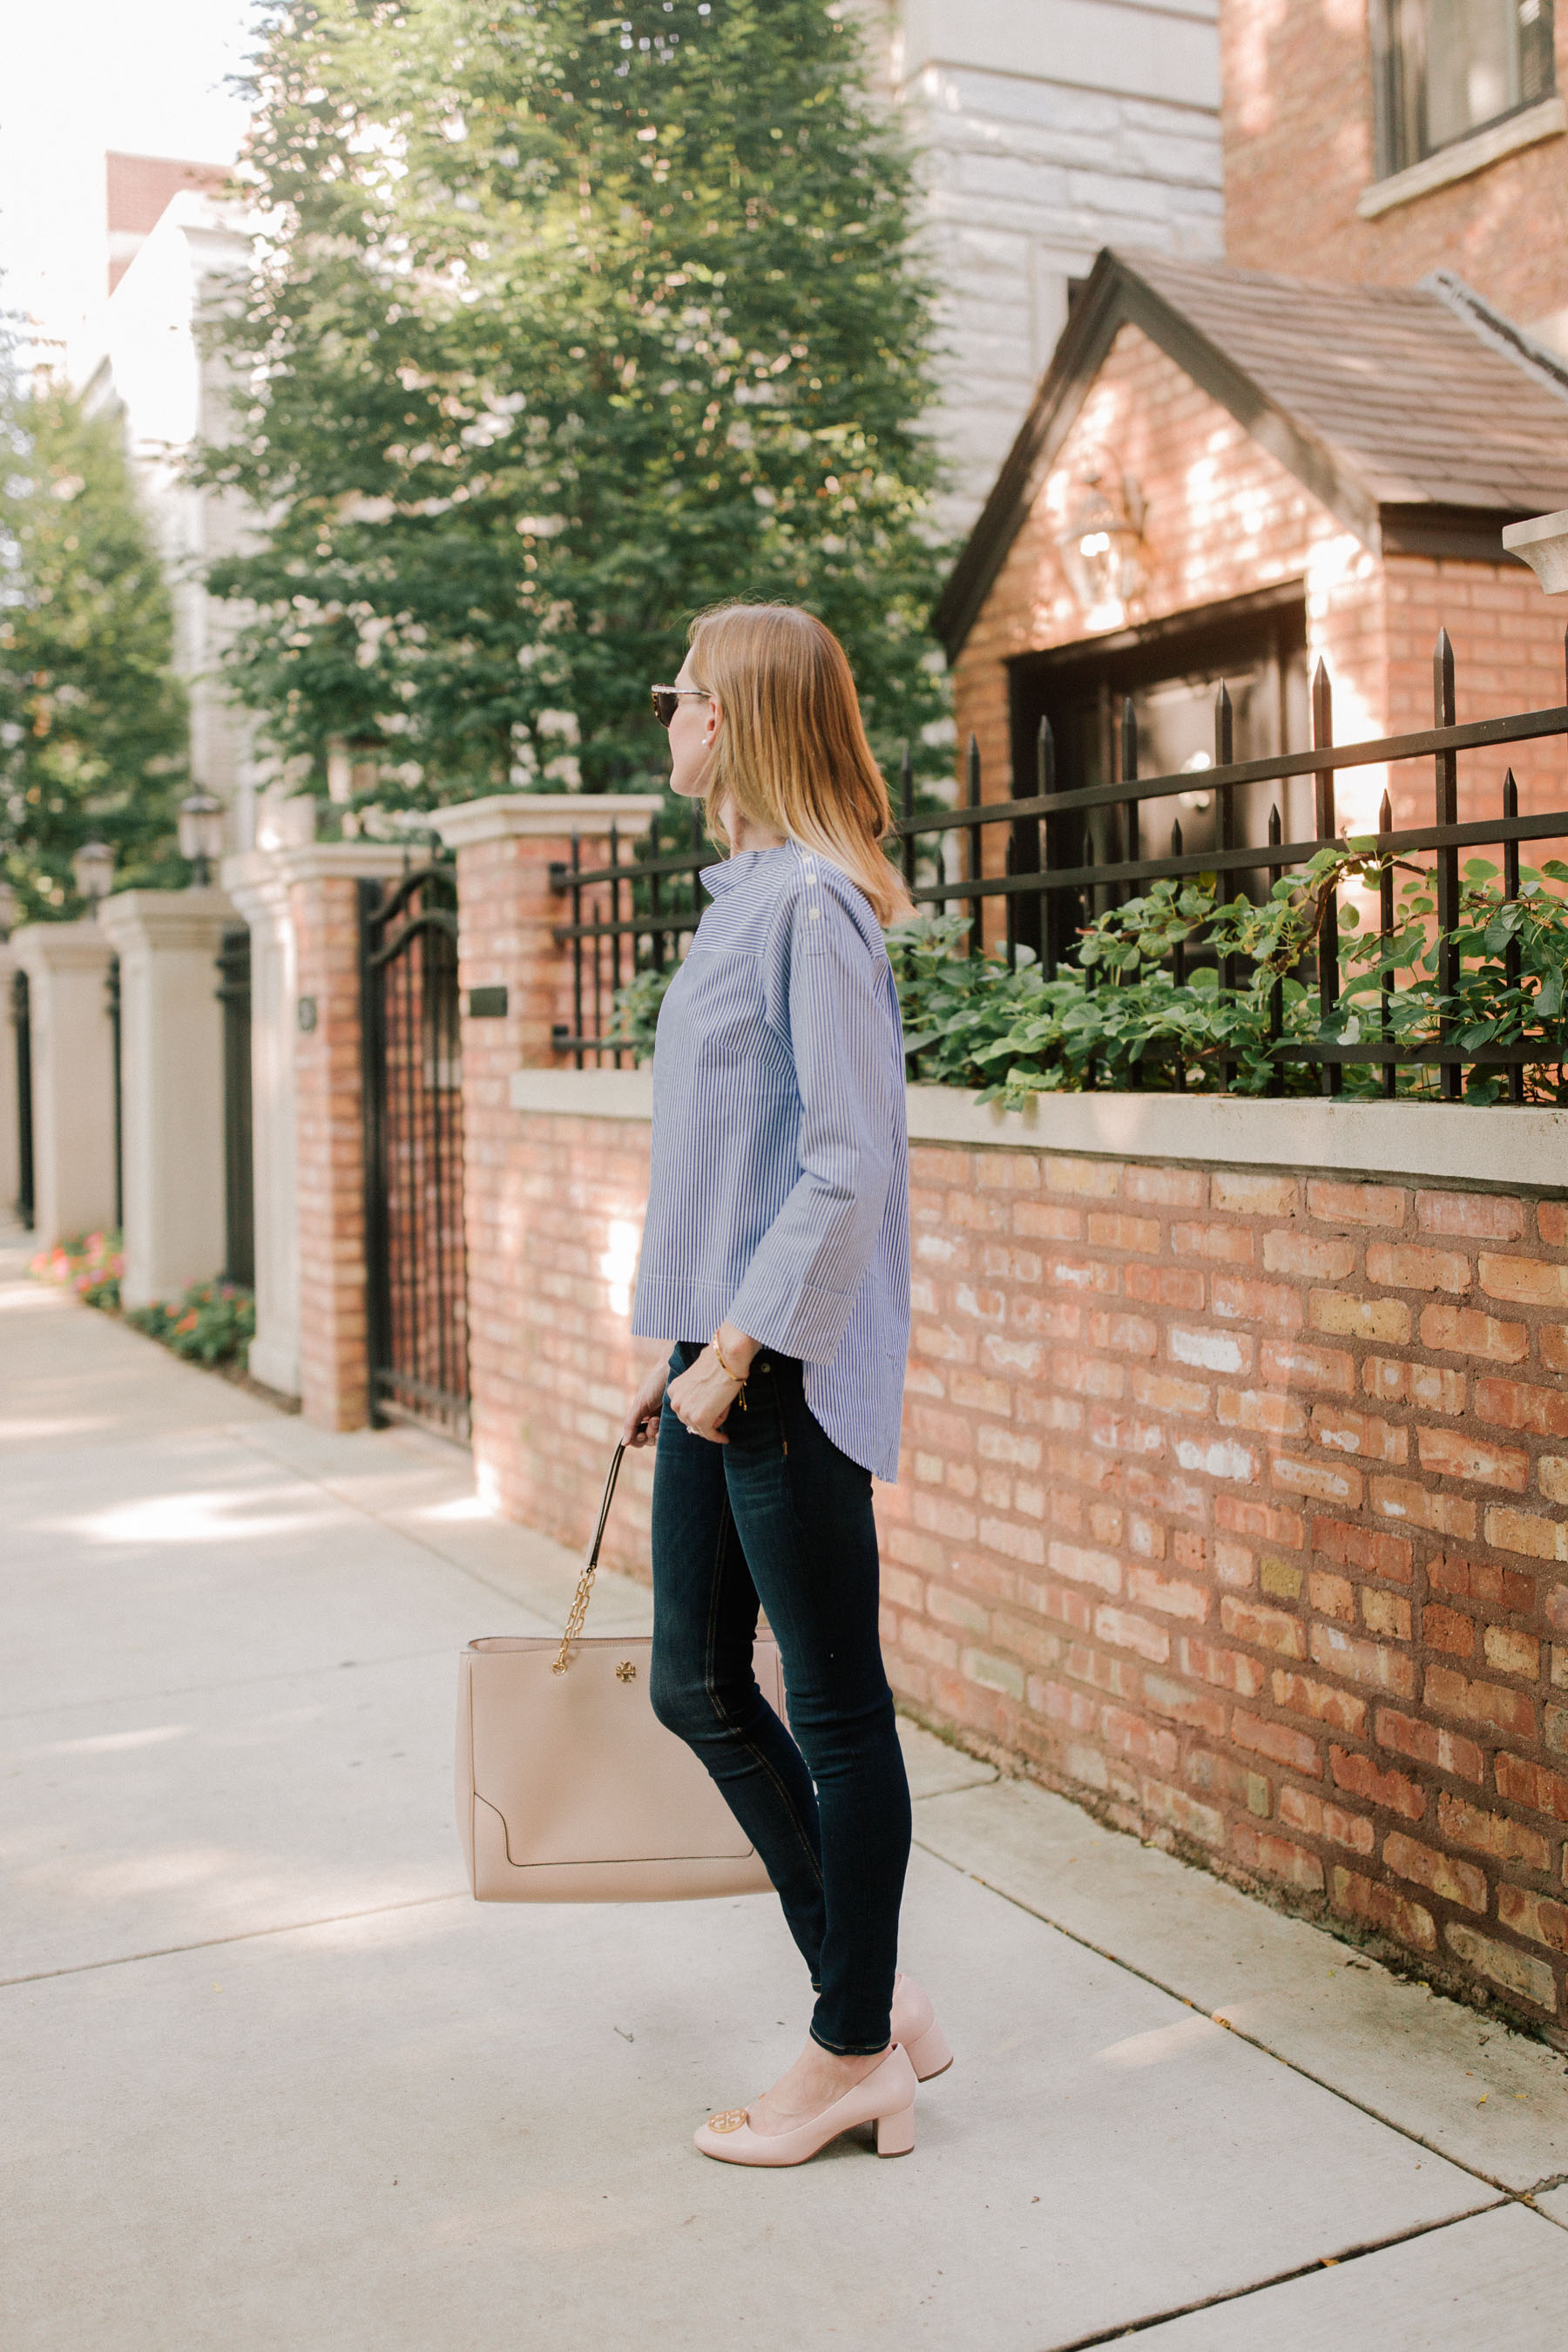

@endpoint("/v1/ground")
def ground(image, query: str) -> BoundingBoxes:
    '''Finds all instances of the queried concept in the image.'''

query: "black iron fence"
[216,925,254,1288]
[105,954,123,1231]
[542,630,1568,1099]
[550,800,713,1065]
[10,967,33,1229]
[360,864,470,1441]
[897,631,1568,1101]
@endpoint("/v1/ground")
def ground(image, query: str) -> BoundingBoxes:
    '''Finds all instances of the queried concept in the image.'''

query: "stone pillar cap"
[10,919,118,974]
[430,792,666,849]
[98,887,237,950]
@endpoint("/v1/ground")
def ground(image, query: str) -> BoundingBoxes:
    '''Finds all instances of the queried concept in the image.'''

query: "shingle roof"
[935,247,1568,658]
[1128,250,1568,514]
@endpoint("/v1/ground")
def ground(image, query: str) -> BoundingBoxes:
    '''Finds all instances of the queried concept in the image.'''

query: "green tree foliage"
[195,0,950,810]
[0,380,187,920]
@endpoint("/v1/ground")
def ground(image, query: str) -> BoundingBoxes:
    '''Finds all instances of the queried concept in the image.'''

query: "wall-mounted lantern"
[1055,456,1148,618]
[178,790,226,887]
[71,839,117,915]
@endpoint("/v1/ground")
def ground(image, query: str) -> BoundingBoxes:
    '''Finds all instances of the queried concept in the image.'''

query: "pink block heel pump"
[891,1971,954,2083]
[694,2044,919,2167]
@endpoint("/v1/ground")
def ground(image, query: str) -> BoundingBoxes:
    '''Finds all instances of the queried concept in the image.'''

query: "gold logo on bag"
[615,1660,638,1682]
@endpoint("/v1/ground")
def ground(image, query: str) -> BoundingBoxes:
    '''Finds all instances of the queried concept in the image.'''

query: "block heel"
[875,2100,916,2157]
[891,1972,955,2083]
[905,2018,954,2083]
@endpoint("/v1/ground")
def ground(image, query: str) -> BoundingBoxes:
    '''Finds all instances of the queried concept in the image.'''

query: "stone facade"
[858,0,1225,528]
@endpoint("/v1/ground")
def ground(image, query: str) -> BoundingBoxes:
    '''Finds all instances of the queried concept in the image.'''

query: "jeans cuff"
[809,2023,891,2058]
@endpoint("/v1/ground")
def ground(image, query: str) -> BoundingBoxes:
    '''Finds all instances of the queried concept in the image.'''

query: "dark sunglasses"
[650,684,708,728]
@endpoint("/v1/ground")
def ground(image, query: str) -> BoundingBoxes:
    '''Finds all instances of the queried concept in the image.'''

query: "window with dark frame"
[1374,0,1557,177]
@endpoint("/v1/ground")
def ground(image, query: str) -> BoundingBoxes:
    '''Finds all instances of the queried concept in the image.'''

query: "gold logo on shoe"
[615,1660,637,1682]
[708,2108,748,2133]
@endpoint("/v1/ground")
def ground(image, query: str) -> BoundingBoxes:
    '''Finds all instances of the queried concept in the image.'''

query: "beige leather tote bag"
[456,1443,781,1901]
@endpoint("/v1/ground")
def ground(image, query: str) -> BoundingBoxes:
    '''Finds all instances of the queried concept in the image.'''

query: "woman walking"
[621,602,951,2167]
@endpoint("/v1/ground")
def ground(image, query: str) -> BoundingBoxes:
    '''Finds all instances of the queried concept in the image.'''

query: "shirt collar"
[700,841,801,896]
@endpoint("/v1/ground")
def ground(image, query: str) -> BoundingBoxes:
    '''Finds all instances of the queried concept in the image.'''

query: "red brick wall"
[291,874,370,1430]
[453,828,657,1549]
[1221,0,1568,333]
[470,1109,658,1567]
[885,1142,1568,2032]
[479,1102,1568,2037]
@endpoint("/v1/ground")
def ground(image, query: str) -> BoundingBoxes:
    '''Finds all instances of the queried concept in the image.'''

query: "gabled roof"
[935,247,1568,659]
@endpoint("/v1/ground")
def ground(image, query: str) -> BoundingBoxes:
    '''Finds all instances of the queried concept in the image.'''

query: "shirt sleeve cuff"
[724,1274,857,1368]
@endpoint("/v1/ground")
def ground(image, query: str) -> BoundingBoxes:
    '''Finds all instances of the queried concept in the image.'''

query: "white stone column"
[97,888,235,1309]
[0,941,18,1224]
[221,851,300,1396]
[8,923,118,1247]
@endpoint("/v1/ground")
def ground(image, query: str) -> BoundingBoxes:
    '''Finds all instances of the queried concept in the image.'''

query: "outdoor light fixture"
[71,839,116,913]
[179,790,226,887]
[1502,508,1568,593]
[0,880,17,939]
[1055,456,1148,618]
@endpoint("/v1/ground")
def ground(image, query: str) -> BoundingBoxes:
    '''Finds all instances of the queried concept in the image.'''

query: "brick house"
[940,248,1568,950]
[939,0,1568,950]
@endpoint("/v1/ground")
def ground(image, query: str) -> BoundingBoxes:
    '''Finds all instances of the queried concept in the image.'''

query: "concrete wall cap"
[10,920,118,975]
[431,793,666,849]
[509,1067,1568,1193]
[279,843,414,888]
[98,888,236,951]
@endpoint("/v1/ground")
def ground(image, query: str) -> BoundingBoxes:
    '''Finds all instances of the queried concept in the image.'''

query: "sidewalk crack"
[0,1889,467,1992]
[1037,2202,1509,2350]
[914,1835,1550,2198]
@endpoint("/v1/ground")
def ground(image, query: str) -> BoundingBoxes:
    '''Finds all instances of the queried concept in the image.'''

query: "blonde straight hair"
[686,603,914,928]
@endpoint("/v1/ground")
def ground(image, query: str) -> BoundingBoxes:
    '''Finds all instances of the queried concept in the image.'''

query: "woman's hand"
[622,1355,672,1450]
[666,1327,757,1445]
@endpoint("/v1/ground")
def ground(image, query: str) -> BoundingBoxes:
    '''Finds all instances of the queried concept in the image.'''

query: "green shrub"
[125,1281,255,1370]
[605,846,1568,1106]
[30,1230,123,1309]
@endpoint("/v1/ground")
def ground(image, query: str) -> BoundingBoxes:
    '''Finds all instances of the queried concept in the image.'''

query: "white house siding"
[857,0,1225,530]
[78,194,259,839]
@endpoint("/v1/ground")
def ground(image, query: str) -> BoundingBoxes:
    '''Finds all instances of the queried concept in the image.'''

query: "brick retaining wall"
[483,1079,1568,2038]
[882,1141,1568,2032]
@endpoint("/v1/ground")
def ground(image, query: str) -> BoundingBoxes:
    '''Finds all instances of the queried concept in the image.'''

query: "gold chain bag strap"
[456,1437,787,1903]
[551,1441,626,1673]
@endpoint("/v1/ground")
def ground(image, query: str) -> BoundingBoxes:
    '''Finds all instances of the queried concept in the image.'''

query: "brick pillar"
[430,794,664,1510]
[281,843,409,1429]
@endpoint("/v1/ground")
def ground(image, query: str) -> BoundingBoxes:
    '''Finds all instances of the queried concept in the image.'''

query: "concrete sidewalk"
[3,1227,1568,2351]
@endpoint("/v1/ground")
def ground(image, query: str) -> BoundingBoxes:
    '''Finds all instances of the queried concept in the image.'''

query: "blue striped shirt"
[630,837,910,1484]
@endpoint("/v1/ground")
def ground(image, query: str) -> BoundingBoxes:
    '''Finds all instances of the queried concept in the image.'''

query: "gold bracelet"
[711,1332,749,1406]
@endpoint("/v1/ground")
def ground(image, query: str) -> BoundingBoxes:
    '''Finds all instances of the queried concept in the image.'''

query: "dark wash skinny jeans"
[649,1343,911,2056]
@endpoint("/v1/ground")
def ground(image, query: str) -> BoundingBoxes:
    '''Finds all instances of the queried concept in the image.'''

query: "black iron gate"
[360,865,470,1440]
[216,924,254,1287]
[105,953,123,1233]
[10,967,33,1230]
